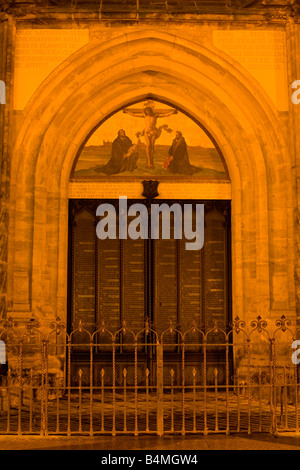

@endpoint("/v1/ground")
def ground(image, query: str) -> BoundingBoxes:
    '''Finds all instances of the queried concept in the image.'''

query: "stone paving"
[0,433,300,451]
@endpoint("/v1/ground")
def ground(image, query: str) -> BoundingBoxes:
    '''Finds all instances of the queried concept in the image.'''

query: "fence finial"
[250,316,267,332]
[275,315,292,332]
[230,316,246,333]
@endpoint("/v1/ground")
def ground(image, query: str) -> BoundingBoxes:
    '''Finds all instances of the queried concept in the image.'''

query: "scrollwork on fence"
[0,314,298,347]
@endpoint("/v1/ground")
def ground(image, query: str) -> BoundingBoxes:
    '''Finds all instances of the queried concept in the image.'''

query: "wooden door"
[68,199,231,385]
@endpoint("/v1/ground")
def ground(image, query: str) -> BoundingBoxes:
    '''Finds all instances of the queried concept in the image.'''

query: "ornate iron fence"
[0,315,298,436]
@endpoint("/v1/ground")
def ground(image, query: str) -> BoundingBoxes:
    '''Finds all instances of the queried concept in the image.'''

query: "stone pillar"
[0,17,14,319]
[286,18,300,321]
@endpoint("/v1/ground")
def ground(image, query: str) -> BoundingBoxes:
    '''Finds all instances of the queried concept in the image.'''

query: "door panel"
[121,237,146,333]
[68,199,231,384]
[98,235,121,332]
[154,237,178,347]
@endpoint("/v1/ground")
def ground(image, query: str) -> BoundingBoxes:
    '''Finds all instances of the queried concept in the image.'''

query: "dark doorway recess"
[68,199,232,385]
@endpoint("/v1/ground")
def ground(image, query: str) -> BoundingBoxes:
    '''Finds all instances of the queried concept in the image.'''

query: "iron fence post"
[89,340,93,437]
[247,337,251,434]
[17,341,23,436]
[270,337,277,435]
[295,362,299,433]
[44,340,49,436]
[40,339,46,437]
[156,341,163,436]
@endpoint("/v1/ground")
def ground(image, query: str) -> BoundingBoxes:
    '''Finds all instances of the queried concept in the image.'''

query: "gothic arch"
[7,29,294,325]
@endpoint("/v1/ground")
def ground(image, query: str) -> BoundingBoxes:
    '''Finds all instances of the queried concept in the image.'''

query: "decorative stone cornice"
[0,0,299,21]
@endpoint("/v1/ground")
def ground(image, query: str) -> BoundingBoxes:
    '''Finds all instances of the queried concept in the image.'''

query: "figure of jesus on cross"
[123,100,178,168]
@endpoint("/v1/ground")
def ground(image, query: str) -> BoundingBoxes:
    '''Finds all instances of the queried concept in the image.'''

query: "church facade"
[0,0,299,435]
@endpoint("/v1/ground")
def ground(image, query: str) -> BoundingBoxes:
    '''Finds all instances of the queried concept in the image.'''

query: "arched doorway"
[67,99,232,385]
[5,27,294,437]
[7,29,293,376]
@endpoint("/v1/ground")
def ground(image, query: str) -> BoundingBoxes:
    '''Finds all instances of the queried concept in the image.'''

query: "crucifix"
[123,100,178,169]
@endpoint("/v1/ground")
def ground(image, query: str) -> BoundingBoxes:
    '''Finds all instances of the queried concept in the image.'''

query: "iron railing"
[0,315,298,436]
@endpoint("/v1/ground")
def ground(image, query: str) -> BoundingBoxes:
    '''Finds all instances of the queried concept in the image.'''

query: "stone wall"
[0,9,298,354]
[286,20,300,320]
[0,19,14,319]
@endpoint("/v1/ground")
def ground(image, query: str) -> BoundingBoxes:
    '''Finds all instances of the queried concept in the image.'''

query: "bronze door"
[68,199,231,385]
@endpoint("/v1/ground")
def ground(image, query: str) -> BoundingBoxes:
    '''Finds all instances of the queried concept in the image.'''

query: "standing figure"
[123,102,178,169]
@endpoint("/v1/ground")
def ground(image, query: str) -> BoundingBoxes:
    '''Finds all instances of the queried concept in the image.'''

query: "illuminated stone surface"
[0,1,299,363]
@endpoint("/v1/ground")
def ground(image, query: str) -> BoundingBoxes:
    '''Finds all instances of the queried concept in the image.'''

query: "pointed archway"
[7,29,294,328]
